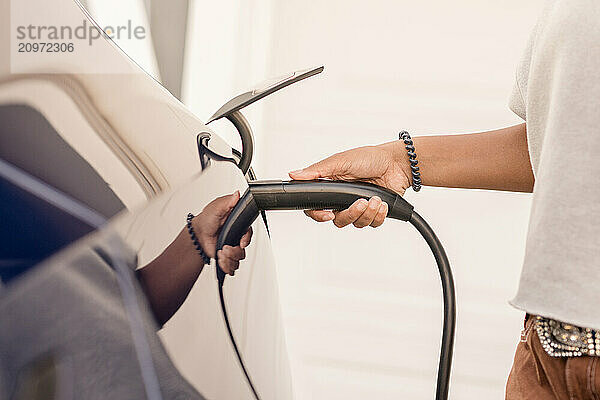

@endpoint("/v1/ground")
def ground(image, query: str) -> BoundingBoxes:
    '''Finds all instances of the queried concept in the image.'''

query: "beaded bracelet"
[186,213,211,265]
[399,131,422,192]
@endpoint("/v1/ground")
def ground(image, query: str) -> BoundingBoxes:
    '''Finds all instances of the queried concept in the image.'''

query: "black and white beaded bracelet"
[186,213,211,266]
[399,131,422,192]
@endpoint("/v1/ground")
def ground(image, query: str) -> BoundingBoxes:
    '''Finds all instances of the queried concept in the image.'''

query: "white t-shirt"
[509,0,600,329]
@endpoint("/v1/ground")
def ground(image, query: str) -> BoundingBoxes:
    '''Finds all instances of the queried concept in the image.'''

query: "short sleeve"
[508,22,538,121]
[509,78,526,120]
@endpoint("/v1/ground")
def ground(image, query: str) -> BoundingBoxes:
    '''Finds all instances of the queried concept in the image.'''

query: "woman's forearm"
[387,123,535,192]
[137,229,204,326]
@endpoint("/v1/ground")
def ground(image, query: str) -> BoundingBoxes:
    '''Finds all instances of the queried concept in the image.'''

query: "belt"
[536,315,600,357]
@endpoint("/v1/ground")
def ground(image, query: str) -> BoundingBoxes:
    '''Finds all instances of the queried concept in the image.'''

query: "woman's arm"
[137,192,253,326]
[289,123,534,227]
[137,228,205,326]
[395,123,534,192]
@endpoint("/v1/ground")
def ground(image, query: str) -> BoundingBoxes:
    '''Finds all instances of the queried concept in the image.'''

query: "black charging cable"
[408,212,455,400]
[215,179,456,400]
[218,283,262,399]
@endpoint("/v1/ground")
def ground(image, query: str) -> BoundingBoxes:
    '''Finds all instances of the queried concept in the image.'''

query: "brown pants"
[506,315,600,399]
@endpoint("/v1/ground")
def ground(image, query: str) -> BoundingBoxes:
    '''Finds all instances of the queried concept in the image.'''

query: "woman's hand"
[193,191,253,275]
[289,142,411,228]
[289,124,535,230]
[138,191,253,325]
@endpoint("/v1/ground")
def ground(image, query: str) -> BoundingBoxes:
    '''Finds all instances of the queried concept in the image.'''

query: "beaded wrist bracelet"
[186,213,211,266]
[399,131,422,192]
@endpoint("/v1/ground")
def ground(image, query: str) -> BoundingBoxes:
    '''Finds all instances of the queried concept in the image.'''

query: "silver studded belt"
[535,316,600,357]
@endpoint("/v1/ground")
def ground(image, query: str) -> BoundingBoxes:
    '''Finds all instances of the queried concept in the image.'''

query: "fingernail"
[230,191,240,206]
[370,196,382,208]
[357,199,368,211]
[323,212,335,221]
[290,169,303,175]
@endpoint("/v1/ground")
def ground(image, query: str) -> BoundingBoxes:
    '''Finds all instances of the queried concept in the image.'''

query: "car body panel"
[112,162,293,399]
[0,0,293,398]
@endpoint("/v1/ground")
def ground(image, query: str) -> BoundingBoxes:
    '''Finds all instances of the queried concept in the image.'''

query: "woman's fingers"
[331,198,369,227]
[371,202,388,228]
[328,197,388,228]
[300,196,392,228]
[352,197,382,228]
[304,210,335,222]
[217,250,233,275]
[223,245,246,263]
[240,227,253,249]
[218,245,247,276]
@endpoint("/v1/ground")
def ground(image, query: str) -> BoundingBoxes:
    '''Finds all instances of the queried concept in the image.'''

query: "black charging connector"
[217,180,414,281]
[215,179,455,400]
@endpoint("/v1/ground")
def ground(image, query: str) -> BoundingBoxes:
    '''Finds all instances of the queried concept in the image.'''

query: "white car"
[0,1,293,398]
